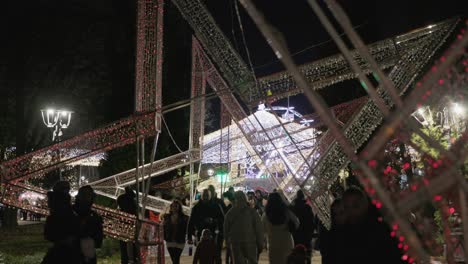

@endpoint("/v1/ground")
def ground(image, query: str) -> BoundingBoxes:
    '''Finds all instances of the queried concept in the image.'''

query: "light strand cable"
[161,114,183,153]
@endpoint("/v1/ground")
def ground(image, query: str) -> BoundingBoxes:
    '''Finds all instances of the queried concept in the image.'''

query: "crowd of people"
[39,180,405,264]
[162,185,405,264]
[42,181,103,264]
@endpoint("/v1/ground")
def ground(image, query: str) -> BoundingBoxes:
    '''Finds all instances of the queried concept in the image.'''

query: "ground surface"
[0,222,322,263]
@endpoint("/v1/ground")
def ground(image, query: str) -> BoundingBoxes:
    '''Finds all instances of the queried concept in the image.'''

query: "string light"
[2,112,157,183]
[257,20,456,104]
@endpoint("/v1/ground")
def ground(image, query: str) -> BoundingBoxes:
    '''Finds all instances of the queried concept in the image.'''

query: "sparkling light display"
[172,0,257,104]
[291,19,459,225]
[1,111,157,183]
[257,19,458,105]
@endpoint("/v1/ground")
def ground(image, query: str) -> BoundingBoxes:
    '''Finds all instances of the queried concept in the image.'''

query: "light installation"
[0,1,465,260]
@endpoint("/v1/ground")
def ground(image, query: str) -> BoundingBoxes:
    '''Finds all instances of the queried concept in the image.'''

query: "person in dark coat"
[208,185,226,264]
[222,191,235,264]
[318,198,346,264]
[163,200,188,264]
[187,189,223,243]
[290,190,316,264]
[42,190,81,264]
[341,187,404,264]
[117,187,138,264]
[73,185,103,264]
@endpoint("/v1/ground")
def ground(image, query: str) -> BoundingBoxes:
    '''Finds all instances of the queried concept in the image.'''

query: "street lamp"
[452,103,464,117]
[41,108,72,180]
[41,109,72,141]
[207,168,215,176]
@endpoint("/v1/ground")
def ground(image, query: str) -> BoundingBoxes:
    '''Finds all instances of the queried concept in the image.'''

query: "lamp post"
[41,108,72,180]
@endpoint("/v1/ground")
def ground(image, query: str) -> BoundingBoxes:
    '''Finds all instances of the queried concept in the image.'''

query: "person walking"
[224,191,264,264]
[290,190,316,264]
[318,198,346,264]
[117,187,138,264]
[208,185,226,264]
[163,200,188,264]
[73,185,103,264]
[42,189,81,264]
[187,189,223,244]
[222,191,235,264]
[263,192,299,264]
[341,187,404,264]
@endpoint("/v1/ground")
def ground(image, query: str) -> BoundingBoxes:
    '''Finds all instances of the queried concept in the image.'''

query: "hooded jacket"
[224,191,264,249]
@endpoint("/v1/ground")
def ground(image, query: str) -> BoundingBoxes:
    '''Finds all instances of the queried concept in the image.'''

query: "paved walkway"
[165,250,322,264]
[18,219,44,226]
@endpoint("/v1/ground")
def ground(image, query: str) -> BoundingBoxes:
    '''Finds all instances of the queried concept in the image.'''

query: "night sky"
[1,0,467,156]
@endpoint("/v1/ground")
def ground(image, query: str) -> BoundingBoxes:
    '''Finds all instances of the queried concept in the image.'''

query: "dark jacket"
[341,219,404,264]
[188,201,223,239]
[43,192,81,264]
[73,205,104,248]
[163,213,189,244]
[319,223,346,264]
[290,199,316,247]
[72,204,104,264]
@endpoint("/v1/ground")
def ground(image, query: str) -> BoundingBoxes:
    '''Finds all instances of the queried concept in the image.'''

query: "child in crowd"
[287,244,308,264]
[193,229,216,264]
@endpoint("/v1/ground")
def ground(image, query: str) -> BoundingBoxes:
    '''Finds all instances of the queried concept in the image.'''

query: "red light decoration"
[367,159,377,167]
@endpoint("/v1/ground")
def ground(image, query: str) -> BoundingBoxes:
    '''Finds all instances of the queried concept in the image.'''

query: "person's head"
[201,229,212,241]
[287,244,307,264]
[295,189,305,201]
[255,190,263,199]
[201,189,211,201]
[208,185,217,199]
[47,191,71,214]
[170,200,183,215]
[330,198,346,227]
[125,187,135,198]
[223,191,234,205]
[265,192,288,225]
[76,185,96,208]
[228,186,235,194]
[233,191,248,208]
[343,187,369,225]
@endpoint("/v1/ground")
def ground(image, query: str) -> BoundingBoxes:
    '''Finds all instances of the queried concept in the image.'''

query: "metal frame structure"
[238,0,467,261]
[0,0,466,261]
